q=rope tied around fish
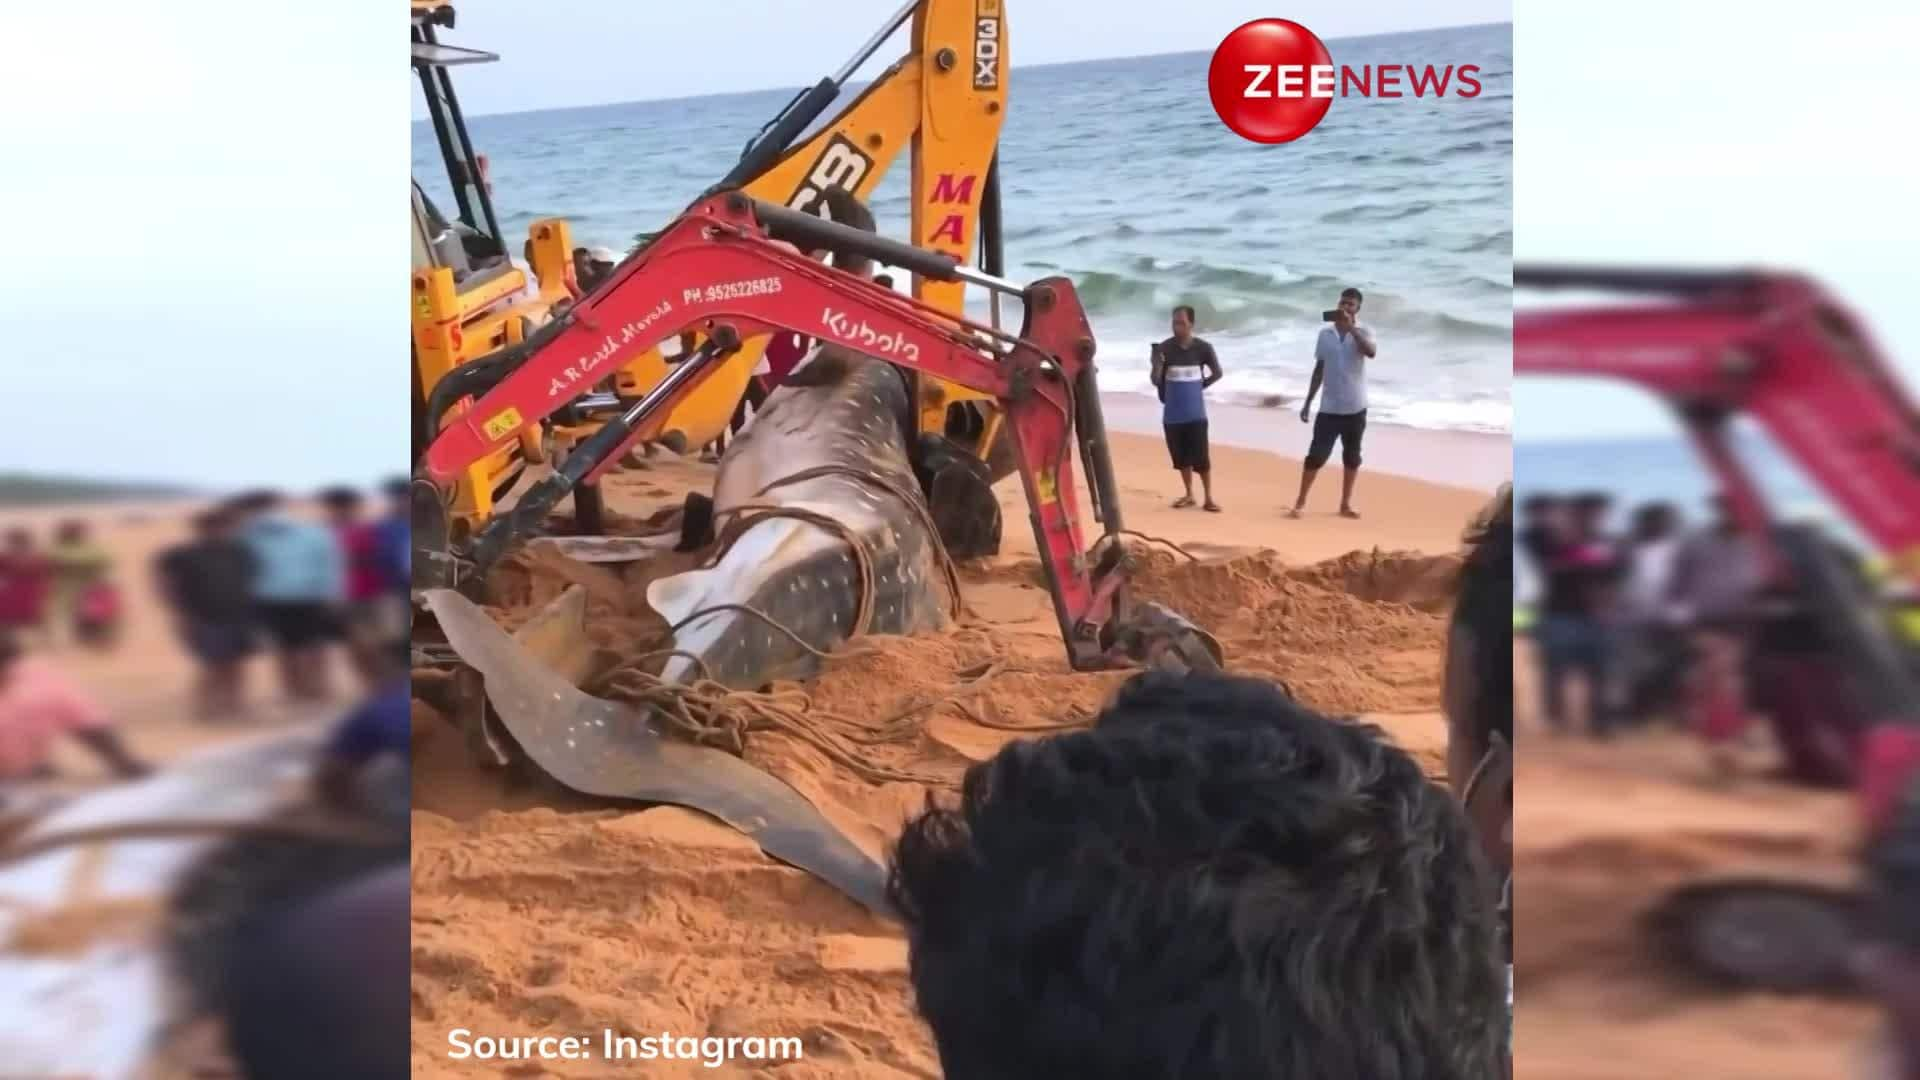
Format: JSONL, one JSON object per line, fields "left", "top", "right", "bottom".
{"left": 594, "top": 462, "right": 1148, "bottom": 783}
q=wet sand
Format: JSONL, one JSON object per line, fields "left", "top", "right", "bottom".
{"left": 410, "top": 427, "right": 1497, "bottom": 1076}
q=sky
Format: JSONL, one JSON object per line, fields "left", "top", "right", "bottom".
{"left": 431, "top": 1, "right": 1514, "bottom": 118}
{"left": 3, "top": 2, "right": 397, "bottom": 491}
{"left": 1515, "top": 0, "right": 1920, "bottom": 443}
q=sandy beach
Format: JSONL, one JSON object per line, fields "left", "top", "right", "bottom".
{"left": 1512, "top": 643, "right": 1880, "bottom": 1077}
{"left": 409, "top": 424, "right": 1501, "bottom": 1076}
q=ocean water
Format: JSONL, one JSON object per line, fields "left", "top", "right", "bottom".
{"left": 414, "top": 23, "right": 1511, "bottom": 434}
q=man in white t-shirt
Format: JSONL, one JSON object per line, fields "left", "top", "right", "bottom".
{"left": 1291, "top": 287, "right": 1377, "bottom": 519}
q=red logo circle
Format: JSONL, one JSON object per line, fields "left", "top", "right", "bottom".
{"left": 1207, "top": 19, "right": 1334, "bottom": 144}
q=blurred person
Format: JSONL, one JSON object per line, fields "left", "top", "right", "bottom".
{"left": 0, "top": 629, "right": 149, "bottom": 781}
{"left": 1151, "top": 303, "right": 1224, "bottom": 512}
{"left": 889, "top": 671, "right": 1507, "bottom": 1079}
{"left": 571, "top": 245, "right": 619, "bottom": 293}
{"left": 1616, "top": 501, "right": 1691, "bottom": 723}
{"left": 1668, "top": 494, "right": 1770, "bottom": 775}
{"left": 47, "top": 518, "right": 113, "bottom": 647}
{"left": 319, "top": 486, "right": 394, "bottom": 687}
{"left": 1517, "top": 493, "right": 1565, "bottom": 568}
{"left": 0, "top": 527, "right": 53, "bottom": 646}
{"left": 155, "top": 506, "right": 259, "bottom": 721}
{"left": 313, "top": 638, "right": 410, "bottom": 827}
{"left": 375, "top": 477, "right": 411, "bottom": 594}
{"left": 233, "top": 490, "right": 345, "bottom": 703}
{"left": 1292, "top": 287, "right": 1374, "bottom": 520}
{"left": 1530, "top": 492, "right": 1625, "bottom": 736}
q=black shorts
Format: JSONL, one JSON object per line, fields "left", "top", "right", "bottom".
{"left": 1305, "top": 409, "right": 1367, "bottom": 469}
{"left": 255, "top": 601, "right": 340, "bottom": 650}
{"left": 1164, "top": 419, "right": 1210, "bottom": 472}
{"left": 183, "top": 619, "right": 256, "bottom": 665}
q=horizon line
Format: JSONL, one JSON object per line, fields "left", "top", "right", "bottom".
{"left": 433, "top": 18, "right": 1509, "bottom": 122}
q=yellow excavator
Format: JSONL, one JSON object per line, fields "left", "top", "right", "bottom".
{"left": 411, "top": 0, "right": 1015, "bottom": 555}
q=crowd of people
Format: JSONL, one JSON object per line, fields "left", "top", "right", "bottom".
{"left": 0, "top": 520, "right": 119, "bottom": 649}
{"left": 1518, "top": 490, "right": 1770, "bottom": 753}
{"left": 155, "top": 481, "right": 411, "bottom": 720}
{"left": 1, "top": 480, "right": 411, "bottom": 790}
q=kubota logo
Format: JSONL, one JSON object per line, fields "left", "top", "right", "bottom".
{"left": 1207, "top": 18, "right": 1483, "bottom": 144}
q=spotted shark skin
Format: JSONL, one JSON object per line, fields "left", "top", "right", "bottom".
{"left": 647, "top": 348, "right": 951, "bottom": 689}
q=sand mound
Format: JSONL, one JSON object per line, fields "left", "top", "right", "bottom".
{"left": 411, "top": 543, "right": 1458, "bottom": 1074}
{"left": 1127, "top": 548, "right": 1451, "bottom": 715}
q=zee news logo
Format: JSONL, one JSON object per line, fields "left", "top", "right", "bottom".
{"left": 973, "top": 0, "right": 1002, "bottom": 90}
{"left": 1208, "top": 18, "right": 1485, "bottom": 144}
{"left": 1239, "top": 63, "right": 1482, "bottom": 101}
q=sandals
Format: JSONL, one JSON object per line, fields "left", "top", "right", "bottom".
{"left": 1203, "top": 502, "right": 1222, "bottom": 513}
{"left": 1172, "top": 496, "right": 1196, "bottom": 509}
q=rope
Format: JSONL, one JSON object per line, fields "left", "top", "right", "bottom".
{"left": 1108, "top": 530, "right": 1201, "bottom": 562}
{"left": 588, "top": 463, "right": 979, "bottom": 787}
{"left": 599, "top": 667, "right": 943, "bottom": 786}
{"left": 754, "top": 463, "right": 967, "bottom": 619}
{"left": 663, "top": 462, "right": 967, "bottom": 657}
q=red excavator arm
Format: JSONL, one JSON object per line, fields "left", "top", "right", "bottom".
{"left": 1515, "top": 267, "right": 1920, "bottom": 584}
{"left": 416, "top": 191, "right": 1220, "bottom": 675}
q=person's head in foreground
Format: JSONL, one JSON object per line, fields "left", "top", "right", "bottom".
{"left": 889, "top": 671, "right": 1507, "bottom": 1079}
{"left": 1860, "top": 766, "right": 1920, "bottom": 1075}
{"left": 4, "top": 527, "right": 33, "bottom": 555}
{"left": 319, "top": 486, "right": 364, "bottom": 525}
{"left": 1169, "top": 303, "right": 1195, "bottom": 342}
{"left": 1445, "top": 487, "right": 1514, "bottom": 878}
{"left": 382, "top": 477, "right": 411, "bottom": 516}
{"left": 55, "top": 519, "right": 89, "bottom": 546}
{"left": 1337, "top": 286, "right": 1364, "bottom": 321}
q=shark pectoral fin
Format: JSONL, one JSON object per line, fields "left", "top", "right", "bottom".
{"left": 422, "top": 588, "right": 895, "bottom": 918}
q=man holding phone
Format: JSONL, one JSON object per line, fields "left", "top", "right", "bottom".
{"left": 1292, "top": 287, "right": 1377, "bottom": 519}
{"left": 1151, "top": 304, "right": 1224, "bottom": 511}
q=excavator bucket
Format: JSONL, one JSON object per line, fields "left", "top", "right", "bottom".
{"left": 419, "top": 588, "right": 896, "bottom": 917}
{"left": 1108, "top": 600, "right": 1225, "bottom": 676}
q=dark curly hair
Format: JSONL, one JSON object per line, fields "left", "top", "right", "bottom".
{"left": 888, "top": 672, "right": 1506, "bottom": 1079}
{"left": 1451, "top": 484, "right": 1514, "bottom": 753}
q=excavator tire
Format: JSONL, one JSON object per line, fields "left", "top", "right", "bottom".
{"left": 1756, "top": 525, "right": 1920, "bottom": 787}
{"left": 916, "top": 432, "right": 1003, "bottom": 560}
{"left": 1644, "top": 878, "right": 1866, "bottom": 993}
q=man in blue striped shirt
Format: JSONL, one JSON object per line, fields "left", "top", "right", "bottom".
{"left": 1151, "top": 305, "right": 1224, "bottom": 512}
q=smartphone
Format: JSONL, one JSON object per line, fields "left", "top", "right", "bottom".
{"left": 1322, "top": 309, "right": 1339, "bottom": 322}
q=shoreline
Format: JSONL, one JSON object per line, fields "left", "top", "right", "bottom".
{"left": 1099, "top": 393, "right": 1511, "bottom": 494}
